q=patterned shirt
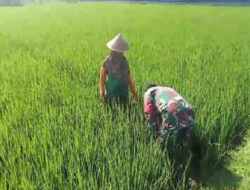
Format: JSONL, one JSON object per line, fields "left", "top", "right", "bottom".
{"left": 102, "top": 55, "right": 130, "bottom": 85}
{"left": 144, "top": 87, "right": 195, "bottom": 134}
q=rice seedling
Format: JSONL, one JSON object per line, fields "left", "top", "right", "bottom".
{"left": 0, "top": 2, "right": 249, "bottom": 189}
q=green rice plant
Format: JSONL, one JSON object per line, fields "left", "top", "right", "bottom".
{"left": 0, "top": 2, "right": 249, "bottom": 189}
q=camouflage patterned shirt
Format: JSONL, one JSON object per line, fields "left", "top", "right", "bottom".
{"left": 144, "top": 87, "right": 195, "bottom": 135}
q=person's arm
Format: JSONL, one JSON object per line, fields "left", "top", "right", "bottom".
{"left": 99, "top": 67, "right": 107, "bottom": 100}
{"left": 144, "top": 92, "right": 160, "bottom": 137}
{"left": 128, "top": 74, "right": 138, "bottom": 102}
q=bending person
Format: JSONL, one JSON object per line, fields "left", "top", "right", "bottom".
{"left": 144, "top": 83, "right": 195, "bottom": 146}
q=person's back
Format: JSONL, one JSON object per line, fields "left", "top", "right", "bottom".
{"left": 103, "top": 52, "right": 130, "bottom": 102}
{"left": 145, "top": 86, "right": 185, "bottom": 110}
{"left": 144, "top": 84, "right": 195, "bottom": 144}
{"left": 99, "top": 34, "right": 138, "bottom": 106}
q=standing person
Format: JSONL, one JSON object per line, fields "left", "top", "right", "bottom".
{"left": 99, "top": 34, "right": 138, "bottom": 106}
{"left": 144, "top": 83, "right": 195, "bottom": 146}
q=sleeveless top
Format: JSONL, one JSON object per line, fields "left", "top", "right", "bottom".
{"left": 102, "top": 55, "right": 130, "bottom": 99}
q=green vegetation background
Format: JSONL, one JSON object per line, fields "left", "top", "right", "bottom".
{"left": 0, "top": 2, "right": 249, "bottom": 189}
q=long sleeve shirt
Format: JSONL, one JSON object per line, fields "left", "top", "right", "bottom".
{"left": 144, "top": 87, "right": 195, "bottom": 134}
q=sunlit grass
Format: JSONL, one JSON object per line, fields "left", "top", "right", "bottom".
{"left": 0, "top": 2, "right": 249, "bottom": 189}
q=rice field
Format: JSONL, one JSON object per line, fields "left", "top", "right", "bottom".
{"left": 0, "top": 2, "right": 249, "bottom": 189}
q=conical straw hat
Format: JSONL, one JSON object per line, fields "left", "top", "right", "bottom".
{"left": 107, "top": 33, "right": 129, "bottom": 52}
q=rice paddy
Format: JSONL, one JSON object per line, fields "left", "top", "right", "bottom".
{"left": 0, "top": 2, "right": 249, "bottom": 189}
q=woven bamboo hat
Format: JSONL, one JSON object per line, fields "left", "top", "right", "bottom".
{"left": 107, "top": 33, "right": 129, "bottom": 52}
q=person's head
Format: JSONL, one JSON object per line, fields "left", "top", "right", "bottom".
{"left": 145, "top": 83, "right": 157, "bottom": 92}
{"left": 107, "top": 33, "right": 129, "bottom": 53}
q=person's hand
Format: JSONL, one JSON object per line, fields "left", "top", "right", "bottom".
{"left": 100, "top": 92, "right": 105, "bottom": 101}
{"left": 100, "top": 95, "right": 104, "bottom": 101}
{"left": 132, "top": 93, "right": 138, "bottom": 103}
{"left": 154, "top": 136, "right": 162, "bottom": 147}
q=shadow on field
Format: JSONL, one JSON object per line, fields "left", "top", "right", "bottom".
{"left": 186, "top": 125, "right": 247, "bottom": 189}
{"left": 104, "top": 102, "right": 246, "bottom": 189}
{"left": 147, "top": 120, "right": 247, "bottom": 189}
{"left": 204, "top": 166, "right": 242, "bottom": 189}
